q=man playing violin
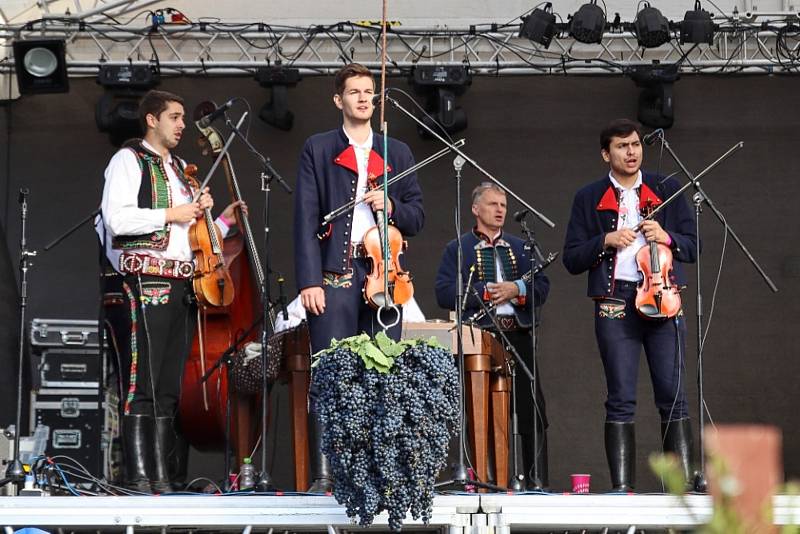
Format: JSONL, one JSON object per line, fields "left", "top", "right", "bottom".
{"left": 98, "top": 89, "right": 243, "bottom": 493}
{"left": 294, "top": 63, "right": 424, "bottom": 492}
{"left": 434, "top": 182, "right": 551, "bottom": 489}
{"left": 563, "top": 118, "right": 697, "bottom": 492}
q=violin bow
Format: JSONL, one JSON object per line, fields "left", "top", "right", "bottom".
{"left": 378, "top": 0, "right": 393, "bottom": 324}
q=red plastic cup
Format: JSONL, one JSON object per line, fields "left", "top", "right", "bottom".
{"left": 571, "top": 473, "right": 591, "bottom": 494}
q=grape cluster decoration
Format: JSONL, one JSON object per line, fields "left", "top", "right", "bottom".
{"left": 311, "top": 332, "right": 460, "bottom": 530}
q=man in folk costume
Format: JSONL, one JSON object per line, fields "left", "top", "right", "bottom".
{"left": 294, "top": 63, "right": 424, "bottom": 492}
{"left": 99, "top": 89, "right": 242, "bottom": 492}
{"left": 434, "top": 182, "right": 551, "bottom": 488}
{"left": 563, "top": 119, "right": 697, "bottom": 492}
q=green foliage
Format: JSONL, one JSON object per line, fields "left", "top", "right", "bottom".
{"left": 313, "top": 332, "right": 448, "bottom": 374}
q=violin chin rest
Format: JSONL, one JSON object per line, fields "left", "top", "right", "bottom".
{"left": 637, "top": 304, "right": 667, "bottom": 319}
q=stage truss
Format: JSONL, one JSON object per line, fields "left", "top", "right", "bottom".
{"left": 2, "top": 1, "right": 800, "bottom": 77}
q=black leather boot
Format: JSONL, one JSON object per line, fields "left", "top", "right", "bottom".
{"left": 661, "top": 418, "right": 694, "bottom": 488}
{"left": 307, "top": 414, "right": 334, "bottom": 493}
{"left": 605, "top": 421, "right": 635, "bottom": 493}
{"left": 122, "top": 414, "right": 155, "bottom": 493}
{"left": 151, "top": 416, "right": 175, "bottom": 494}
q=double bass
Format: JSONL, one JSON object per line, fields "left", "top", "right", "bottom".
{"left": 179, "top": 104, "right": 270, "bottom": 461}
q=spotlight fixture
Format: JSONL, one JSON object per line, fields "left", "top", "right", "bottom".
{"left": 629, "top": 63, "right": 679, "bottom": 129}
{"left": 680, "top": 1, "right": 715, "bottom": 44}
{"left": 409, "top": 65, "right": 472, "bottom": 138}
{"left": 256, "top": 66, "right": 300, "bottom": 131}
{"left": 570, "top": 1, "right": 606, "bottom": 44}
{"left": 95, "top": 64, "right": 160, "bottom": 147}
{"left": 12, "top": 39, "right": 69, "bottom": 94}
{"left": 519, "top": 3, "right": 557, "bottom": 48}
{"left": 634, "top": 3, "right": 671, "bottom": 48}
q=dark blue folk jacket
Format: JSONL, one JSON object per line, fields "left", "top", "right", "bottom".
{"left": 435, "top": 230, "right": 550, "bottom": 329}
{"left": 562, "top": 172, "right": 697, "bottom": 298}
{"left": 294, "top": 128, "right": 424, "bottom": 291}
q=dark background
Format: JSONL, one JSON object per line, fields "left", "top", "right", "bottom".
{"left": 0, "top": 74, "right": 797, "bottom": 492}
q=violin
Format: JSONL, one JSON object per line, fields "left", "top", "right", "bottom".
{"left": 185, "top": 164, "right": 235, "bottom": 308}
{"left": 362, "top": 176, "right": 414, "bottom": 309}
{"left": 635, "top": 205, "right": 681, "bottom": 319}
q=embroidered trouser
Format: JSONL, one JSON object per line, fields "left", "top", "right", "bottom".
{"left": 105, "top": 273, "right": 197, "bottom": 417}
{"left": 307, "top": 258, "right": 403, "bottom": 412}
{"left": 594, "top": 281, "right": 688, "bottom": 423}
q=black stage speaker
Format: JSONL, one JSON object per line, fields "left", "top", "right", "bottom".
{"left": 13, "top": 39, "right": 69, "bottom": 94}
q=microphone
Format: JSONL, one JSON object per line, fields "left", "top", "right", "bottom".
{"left": 459, "top": 265, "right": 476, "bottom": 318}
{"left": 196, "top": 98, "right": 235, "bottom": 128}
{"left": 371, "top": 88, "right": 391, "bottom": 106}
{"left": 513, "top": 209, "right": 529, "bottom": 222}
{"left": 277, "top": 274, "right": 289, "bottom": 321}
{"left": 642, "top": 128, "right": 664, "bottom": 146}
{"left": 18, "top": 188, "right": 29, "bottom": 204}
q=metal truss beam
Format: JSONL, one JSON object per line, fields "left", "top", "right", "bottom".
{"left": 1, "top": 14, "right": 800, "bottom": 76}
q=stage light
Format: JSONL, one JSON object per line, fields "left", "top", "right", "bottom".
{"left": 256, "top": 66, "right": 300, "bottom": 131}
{"left": 409, "top": 65, "right": 471, "bottom": 138}
{"left": 570, "top": 1, "right": 606, "bottom": 44}
{"left": 629, "top": 64, "right": 679, "bottom": 129}
{"left": 13, "top": 39, "right": 69, "bottom": 94}
{"left": 634, "top": 3, "right": 671, "bottom": 48}
{"left": 681, "top": 1, "right": 715, "bottom": 44}
{"left": 95, "top": 64, "right": 160, "bottom": 147}
{"left": 519, "top": 3, "right": 557, "bottom": 48}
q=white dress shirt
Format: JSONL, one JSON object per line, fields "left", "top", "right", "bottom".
{"left": 97, "top": 140, "right": 229, "bottom": 272}
{"left": 609, "top": 171, "right": 647, "bottom": 282}
{"left": 344, "top": 127, "right": 377, "bottom": 244}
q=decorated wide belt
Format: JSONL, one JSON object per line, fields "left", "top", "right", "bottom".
{"left": 496, "top": 315, "right": 521, "bottom": 331}
{"left": 119, "top": 252, "right": 194, "bottom": 280}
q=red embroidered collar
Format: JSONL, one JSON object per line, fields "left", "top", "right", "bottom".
{"left": 596, "top": 182, "right": 663, "bottom": 213}
{"left": 334, "top": 145, "right": 392, "bottom": 180}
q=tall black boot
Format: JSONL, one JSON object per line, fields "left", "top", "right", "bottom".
{"left": 122, "top": 414, "right": 155, "bottom": 493}
{"left": 661, "top": 418, "right": 694, "bottom": 488}
{"left": 605, "top": 421, "right": 635, "bottom": 493}
{"left": 307, "top": 414, "right": 334, "bottom": 493}
{"left": 151, "top": 416, "right": 175, "bottom": 494}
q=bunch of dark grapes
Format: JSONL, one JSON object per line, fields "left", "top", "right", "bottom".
{"left": 311, "top": 342, "right": 460, "bottom": 530}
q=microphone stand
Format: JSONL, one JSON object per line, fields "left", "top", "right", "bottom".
{"left": 466, "top": 286, "right": 538, "bottom": 488}
{"left": 517, "top": 213, "right": 547, "bottom": 491}
{"left": 381, "top": 90, "right": 554, "bottom": 491}
{"left": 219, "top": 111, "right": 292, "bottom": 491}
{"left": 648, "top": 131, "right": 778, "bottom": 493}
{"left": 41, "top": 207, "right": 107, "bottom": 481}
{"left": 1, "top": 189, "right": 37, "bottom": 490}
{"left": 383, "top": 93, "right": 555, "bottom": 229}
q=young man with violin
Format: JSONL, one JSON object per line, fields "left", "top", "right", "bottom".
{"left": 434, "top": 182, "right": 551, "bottom": 489}
{"left": 99, "top": 89, "right": 242, "bottom": 493}
{"left": 563, "top": 118, "right": 697, "bottom": 492}
{"left": 294, "top": 63, "right": 424, "bottom": 492}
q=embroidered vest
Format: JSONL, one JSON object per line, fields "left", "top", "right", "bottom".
{"left": 474, "top": 239, "right": 519, "bottom": 284}
{"left": 112, "top": 142, "right": 190, "bottom": 251}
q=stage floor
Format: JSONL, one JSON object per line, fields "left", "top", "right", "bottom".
{"left": 0, "top": 493, "right": 798, "bottom": 532}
